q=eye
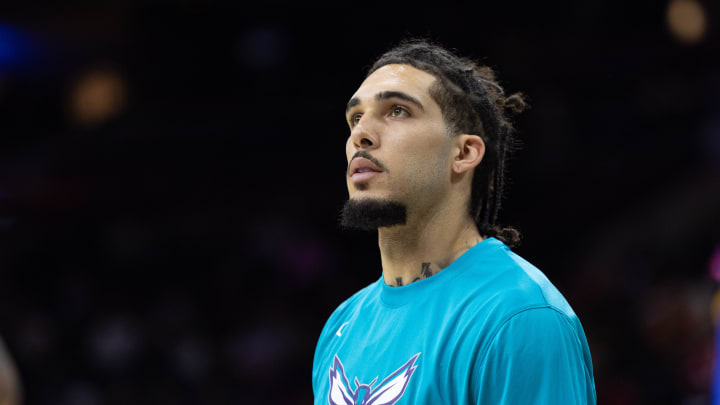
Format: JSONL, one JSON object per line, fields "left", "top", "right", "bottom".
{"left": 390, "top": 105, "right": 410, "bottom": 118}
{"left": 350, "top": 113, "right": 362, "bottom": 127}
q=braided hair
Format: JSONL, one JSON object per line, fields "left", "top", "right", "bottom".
{"left": 368, "top": 39, "right": 526, "bottom": 247}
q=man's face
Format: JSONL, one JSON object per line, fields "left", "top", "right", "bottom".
{"left": 344, "top": 64, "right": 453, "bottom": 218}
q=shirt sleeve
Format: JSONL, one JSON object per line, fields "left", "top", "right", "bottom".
{"left": 474, "top": 307, "right": 596, "bottom": 405}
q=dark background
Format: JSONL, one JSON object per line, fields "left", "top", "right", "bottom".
{"left": 1, "top": 2, "right": 719, "bottom": 404}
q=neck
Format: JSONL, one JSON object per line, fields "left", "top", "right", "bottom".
{"left": 377, "top": 201, "right": 483, "bottom": 287}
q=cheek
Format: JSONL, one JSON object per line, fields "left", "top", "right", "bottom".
{"left": 395, "top": 140, "right": 450, "bottom": 188}
{"left": 388, "top": 129, "right": 449, "bottom": 168}
{"left": 345, "top": 138, "right": 353, "bottom": 160}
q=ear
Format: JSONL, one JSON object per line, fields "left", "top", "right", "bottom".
{"left": 452, "top": 134, "right": 485, "bottom": 175}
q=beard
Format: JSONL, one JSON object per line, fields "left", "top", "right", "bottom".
{"left": 339, "top": 198, "right": 407, "bottom": 231}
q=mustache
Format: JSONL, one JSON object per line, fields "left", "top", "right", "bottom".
{"left": 346, "top": 151, "right": 387, "bottom": 176}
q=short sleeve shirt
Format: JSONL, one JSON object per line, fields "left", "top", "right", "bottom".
{"left": 312, "top": 238, "right": 596, "bottom": 404}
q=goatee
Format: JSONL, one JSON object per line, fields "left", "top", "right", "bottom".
{"left": 340, "top": 198, "right": 407, "bottom": 231}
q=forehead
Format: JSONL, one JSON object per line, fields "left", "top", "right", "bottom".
{"left": 351, "top": 64, "right": 438, "bottom": 103}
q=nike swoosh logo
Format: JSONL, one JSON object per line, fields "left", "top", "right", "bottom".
{"left": 336, "top": 321, "right": 350, "bottom": 337}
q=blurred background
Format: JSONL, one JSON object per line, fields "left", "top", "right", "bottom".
{"left": 0, "top": 1, "right": 719, "bottom": 404}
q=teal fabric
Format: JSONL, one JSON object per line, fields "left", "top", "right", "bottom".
{"left": 313, "top": 238, "right": 596, "bottom": 404}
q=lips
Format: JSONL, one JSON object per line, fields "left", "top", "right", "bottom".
{"left": 349, "top": 157, "right": 382, "bottom": 182}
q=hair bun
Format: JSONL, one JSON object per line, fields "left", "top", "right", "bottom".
{"left": 502, "top": 93, "right": 527, "bottom": 115}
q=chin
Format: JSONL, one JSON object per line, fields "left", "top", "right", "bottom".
{"left": 349, "top": 190, "right": 390, "bottom": 202}
{"left": 340, "top": 196, "right": 408, "bottom": 230}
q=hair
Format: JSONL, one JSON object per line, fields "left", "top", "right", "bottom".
{"left": 367, "top": 39, "right": 526, "bottom": 248}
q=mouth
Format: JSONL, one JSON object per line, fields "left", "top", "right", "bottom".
{"left": 348, "top": 157, "right": 383, "bottom": 183}
{"left": 350, "top": 169, "right": 381, "bottom": 182}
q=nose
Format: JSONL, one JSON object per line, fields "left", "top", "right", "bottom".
{"left": 349, "top": 117, "right": 380, "bottom": 150}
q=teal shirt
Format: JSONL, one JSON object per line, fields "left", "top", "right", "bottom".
{"left": 312, "top": 238, "right": 596, "bottom": 404}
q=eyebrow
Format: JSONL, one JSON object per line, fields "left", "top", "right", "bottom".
{"left": 345, "top": 91, "right": 425, "bottom": 114}
{"left": 346, "top": 97, "right": 361, "bottom": 113}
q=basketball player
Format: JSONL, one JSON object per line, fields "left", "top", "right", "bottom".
{"left": 312, "top": 40, "right": 596, "bottom": 404}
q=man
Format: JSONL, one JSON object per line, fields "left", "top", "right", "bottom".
{"left": 312, "top": 40, "right": 596, "bottom": 404}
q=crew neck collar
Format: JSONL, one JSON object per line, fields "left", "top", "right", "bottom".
{"left": 379, "top": 237, "right": 503, "bottom": 307}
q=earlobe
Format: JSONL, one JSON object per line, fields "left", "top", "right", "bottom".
{"left": 452, "top": 134, "right": 485, "bottom": 174}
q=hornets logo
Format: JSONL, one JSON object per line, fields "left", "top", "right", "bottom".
{"left": 328, "top": 353, "right": 420, "bottom": 405}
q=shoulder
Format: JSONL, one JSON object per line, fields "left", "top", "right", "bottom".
{"left": 484, "top": 306, "right": 586, "bottom": 359}
{"left": 448, "top": 239, "right": 591, "bottom": 367}
{"left": 455, "top": 238, "right": 578, "bottom": 321}
{"left": 452, "top": 240, "right": 596, "bottom": 402}
{"left": 321, "top": 278, "right": 380, "bottom": 332}
{"left": 312, "top": 278, "right": 380, "bottom": 385}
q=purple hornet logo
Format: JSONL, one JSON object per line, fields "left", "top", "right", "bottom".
{"left": 328, "top": 353, "right": 420, "bottom": 405}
